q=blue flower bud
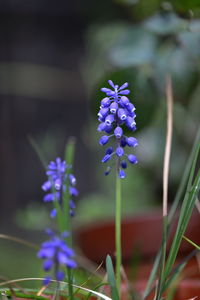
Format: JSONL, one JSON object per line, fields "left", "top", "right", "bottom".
{"left": 110, "top": 102, "right": 118, "bottom": 114}
{"left": 56, "top": 270, "right": 65, "bottom": 281}
{"left": 104, "top": 124, "right": 113, "bottom": 133}
{"left": 101, "top": 97, "right": 110, "bottom": 108}
{"left": 105, "top": 114, "right": 115, "bottom": 125}
{"left": 97, "top": 122, "right": 107, "bottom": 132}
{"left": 120, "top": 96, "right": 129, "bottom": 107}
{"left": 102, "top": 154, "right": 111, "bottom": 163}
{"left": 107, "top": 91, "right": 116, "bottom": 96}
{"left": 43, "top": 193, "right": 55, "bottom": 202}
{"left": 106, "top": 146, "right": 114, "bottom": 154}
{"left": 43, "top": 260, "right": 53, "bottom": 271}
{"left": 116, "top": 147, "right": 124, "bottom": 157}
{"left": 69, "top": 187, "right": 79, "bottom": 196}
{"left": 128, "top": 154, "right": 138, "bottom": 164}
{"left": 101, "top": 87, "right": 112, "bottom": 93}
{"left": 108, "top": 80, "right": 115, "bottom": 89}
{"left": 126, "top": 137, "right": 138, "bottom": 147}
{"left": 117, "top": 108, "right": 127, "bottom": 121}
{"left": 55, "top": 178, "right": 62, "bottom": 190}
{"left": 126, "top": 102, "right": 135, "bottom": 113}
{"left": 121, "top": 160, "right": 127, "bottom": 169}
{"left": 120, "top": 138, "right": 127, "bottom": 147}
{"left": 69, "top": 174, "right": 76, "bottom": 186}
{"left": 119, "top": 89, "right": 130, "bottom": 95}
{"left": 126, "top": 116, "right": 136, "bottom": 129}
{"left": 98, "top": 108, "right": 109, "bottom": 119}
{"left": 99, "top": 135, "right": 109, "bottom": 145}
{"left": 43, "top": 276, "right": 51, "bottom": 286}
{"left": 114, "top": 126, "right": 123, "bottom": 138}
{"left": 50, "top": 208, "right": 57, "bottom": 218}
{"left": 119, "top": 82, "right": 129, "bottom": 90}
{"left": 104, "top": 166, "right": 111, "bottom": 176}
{"left": 119, "top": 169, "right": 126, "bottom": 178}
{"left": 70, "top": 199, "right": 76, "bottom": 210}
{"left": 42, "top": 181, "right": 52, "bottom": 191}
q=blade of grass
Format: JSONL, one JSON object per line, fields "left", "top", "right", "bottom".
{"left": 0, "top": 234, "right": 38, "bottom": 249}
{"left": 164, "top": 248, "right": 199, "bottom": 292}
{"left": 183, "top": 236, "right": 200, "bottom": 250}
{"left": 154, "top": 76, "right": 173, "bottom": 300}
{"left": 0, "top": 278, "right": 112, "bottom": 300}
{"left": 168, "top": 126, "right": 200, "bottom": 221}
{"left": 164, "top": 168, "right": 200, "bottom": 287}
{"left": 85, "top": 282, "right": 109, "bottom": 300}
{"left": 106, "top": 255, "right": 119, "bottom": 300}
{"left": 154, "top": 216, "right": 168, "bottom": 300}
{"left": 143, "top": 129, "right": 200, "bottom": 299}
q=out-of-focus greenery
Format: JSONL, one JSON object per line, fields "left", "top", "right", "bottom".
{"left": 78, "top": 0, "right": 200, "bottom": 222}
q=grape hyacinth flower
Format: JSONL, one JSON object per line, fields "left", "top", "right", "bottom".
{"left": 98, "top": 80, "right": 138, "bottom": 178}
{"left": 41, "top": 157, "right": 78, "bottom": 217}
{"left": 37, "top": 230, "right": 77, "bottom": 284}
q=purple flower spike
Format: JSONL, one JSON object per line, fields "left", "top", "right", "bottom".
{"left": 42, "top": 157, "right": 78, "bottom": 217}
{"left": 38, "top": 231, "right": 77, "bottom": 282}
{"left": 98, "top": 80, "right": 138, "bottom": 178}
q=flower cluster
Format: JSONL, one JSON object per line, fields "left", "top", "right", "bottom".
{"left": 37, "top": 229, "right": 77, "bottom": 283}
{"left": 42, "top": 158, "right": 78, "bottom": 217}
{"left": 97, "top": 80, "right": 138, "bottom": 178}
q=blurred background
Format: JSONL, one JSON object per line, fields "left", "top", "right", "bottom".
{"left": 0, "top": 0, "right": 200, "bottom": 281}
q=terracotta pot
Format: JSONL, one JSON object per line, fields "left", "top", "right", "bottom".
{"left": 76, "top": 210, "right": 200, "bottom": 278}
{"left": 77, "top": 210, "right": 200, "bottom": 263}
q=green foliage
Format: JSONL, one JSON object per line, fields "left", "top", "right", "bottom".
{"left": 106, "top": 255, "right": 120, "bottom": 300}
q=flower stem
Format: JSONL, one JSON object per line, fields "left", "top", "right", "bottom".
{"left": 67, "top": 268, "right": 74, "bottom": 300}
{"left": 115, "top": 171, "right": 122, "bottom": 293}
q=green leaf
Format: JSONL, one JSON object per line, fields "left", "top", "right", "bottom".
{"left": 110, "top": 27, "right": 157, "bottom": 67}
{"left": 106, "top": 255, "right": 119, "bottom": 300}
{"left": 144, "top": 12, "right": 188, "bottom": 35}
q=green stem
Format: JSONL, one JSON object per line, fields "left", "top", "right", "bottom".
{"left": 67, "top": 268, "right": 74, "bottom": 300}
{"left": 115, "top": 172, "right": 122, "bottom": 293}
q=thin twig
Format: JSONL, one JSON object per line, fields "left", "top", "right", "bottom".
{"left": 0, "top": 234, "right": 38, "bottom": 249}
{"left": 163, "top": 76, "right": 173, "bottom": 217}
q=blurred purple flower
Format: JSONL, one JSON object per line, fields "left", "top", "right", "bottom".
{"left": 37, "top": 230, "right": 77, "bottom": 283}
